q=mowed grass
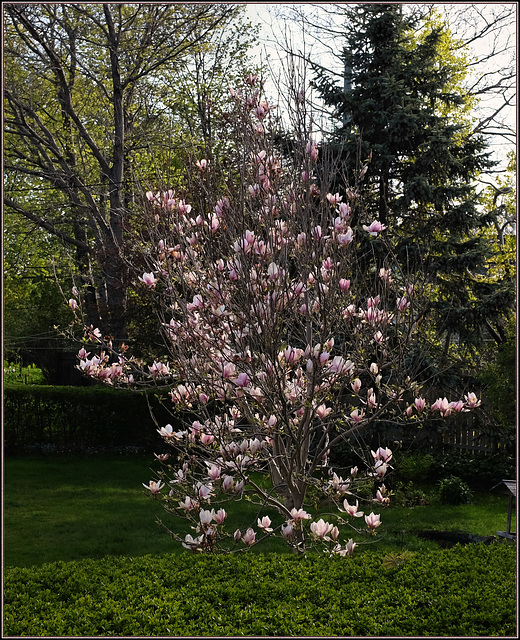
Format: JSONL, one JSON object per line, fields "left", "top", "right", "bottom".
{"left": 3, "top": 455, "right": 515, "bottom": 567}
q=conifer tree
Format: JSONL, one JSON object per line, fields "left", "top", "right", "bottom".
{"left": 313, "top": 4, "right": 514, "bottom": 355}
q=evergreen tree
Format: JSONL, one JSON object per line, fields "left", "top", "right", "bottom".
{"left": 313, "top": 4, "right": 514, "bottom": 354}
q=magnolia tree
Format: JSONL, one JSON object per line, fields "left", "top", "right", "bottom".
{"left": 67, "top": 75, "right": 480, "bottom": 555}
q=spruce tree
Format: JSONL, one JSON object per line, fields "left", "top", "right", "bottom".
{"left": 313, "top": 4, "right": 514, "bottom": 356}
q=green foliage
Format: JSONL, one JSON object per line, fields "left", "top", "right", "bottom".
{"left": 3, "top": 544, "right": 516, "bottom": 636}
{"left": 313, "top": 3, "right": 514, "bottom": 364}
{"left": 438, "top": 476, "right": 473, "bottom": 505}
{"left": 395, "top": 452, "right": 435, "bottom": 484}
{"left": 476, "top": 315, "right": 516, "bottom": 429}
{"left": 429, "top": 450, "right": 516, "bottom": 489}
{"left": 3, "top": 384, "right": 175, "bottom": 454}
{"left": 3, "top": 360, "right": 46, "bottom": 385}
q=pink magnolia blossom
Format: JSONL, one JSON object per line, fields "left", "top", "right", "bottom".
{"left": 345, "top": 538, "right": 357, "bottom": 556}
{"left": 257, "top": 516, "right": 273, "bottom": 532}
{"left": 341, "top": 498, "right": 364, "bottom": 518}
{"left": 414, "top": 397, "right": 426, "bottom": 413}
{"left": 464, "top": 392, "right": 481, "bottom": 408}
{"left": 374, "top": 489, "right": 390, "bottom": 504}
{"left": 139, "top": 272, "right": 157, "bottom": 288}
{"left": 142, "top": 480, "right": 164, "bottom": 494}
{"left": 350, "top": 409, "right": 364, "bottom": 423}
{"left": 310, "top": 518, "right": 334, "bottom": 539}
{"left": 326, "top": 192, "right": 342, "bottom": 205}
{"left": 242, "top": 528, "right": 256, "bottom": 546}
{"left": 371, "top": 447, "right": 393, "bottom": 463}
{"left": 431, "top": 397, "right": 452, "bottom": 417}
{"left": 351, "top": 378, "right": 362, "bottom": 393}
{"left": 233, "top": 372, "right": 250, "bottom": 388}
{"left": 363, "top": 220, "right": 387, "bottom": 236}
{"left": 214, "top": 508, "right": 227, "bottom": 524}
{"left": 337, "top": 229, "right": 353, "bottom": 245}
{"left": 316, "top": 404, "right": 332, "bottom": 420}
{"left": 199, "top": 509, "right": 215, "bottom": 525}
{"left": 182, "top": 533, "right": 204, "bottom": 550}
{"left": 205, "top": 462, "right": 221, "bottom": 481}
{"left": 179, "top": 496, "right": 198, "bottom": 511}
{"left": 365, "top": 512, "right": 382, "bottom": 530}
{"left": 290, "top": 508, "right": 312, "bottom": 523}
{"left": 68, "top": 298, "right": 78, "bottom": 311}
{"left": 339, "top": 278, "right": 351, "bottom": 292}
{"left": 281, "top": 522, "right": 293, "bottom": 540}
{"left": 154, "top": 453, "right": 170, "bottom": 462}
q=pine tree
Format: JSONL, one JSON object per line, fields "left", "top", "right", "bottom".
{"left": 313, "top": 4, "right": 514, "bottom": 354}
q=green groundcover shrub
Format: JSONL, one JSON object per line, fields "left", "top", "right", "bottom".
{"left": 4, "top": 544, "right": 516, "bottom": 637}
{"left": 3, "top": 384, "right": 176, "bottom": 454}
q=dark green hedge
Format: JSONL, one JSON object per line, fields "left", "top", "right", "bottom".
{"left": 4, "top": 544, "right": 516, "bottom": 636}
{"left": 3, "top": 384, "right": 177, "bottom": 454}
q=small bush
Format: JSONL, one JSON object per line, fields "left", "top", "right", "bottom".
{"left": 393, "top": 481, "right": 432, "bottom": 507}
{"left": 3, "top": 384, "right": 175, "bottom": 454}
{"left": 438, "top": 476, "right": 473, "bottom": 505}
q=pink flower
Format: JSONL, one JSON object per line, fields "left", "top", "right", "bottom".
{"left": 221, "top": 475, "right": 235, "bottom": 492}
{"left": 374, "top": 489, "right": 390, "bottom": 504}
{"left": 371, "top": 447, "right": 392, "bottom": 463}
{"left": 326, "top": 192, "right": 342, "bottom": 205}
{"left": 290, "top": 508, "right": 312, "bottom": 522}
{"left": 306, "top": 141, "right": 319, "bottom": 161}
{"left": 414, "top": 397, "right": 426, "bottom": 413}
{"left": 337, "top": 229, "right": 353, "bottom": 245}
{"left": 205, "top": 462, "right": 221, "bottom": 481}
{"left": 341, "top": 498, "right": 363, "bottom": 518}
{"left": 139, "top": 272, "right": 157, "bottom": 288}
{"left": 310, "top": 518, "right": 334, "bottom": 539}
{"left": 349, "top": 409, "right": 364, "bottom": 423}
{"left": 281, "top": 522, "right": 293, "bottom": 540}
{"left": 182, "top": 533, "right": 203, "bottom": 550}
{"left": 154, "top": 453, "right": 170, "bottom": 462}
{"left": 316, "top": 404, "right": 332, "bottom": 419}
{"left": 339, "top": 278, "right": 351, "bottom": 292}
{"left": 257, "top": 516, "right": 273, "bottom": 532}
{"left": 68, "top": 298, "right": 78, "bottom": 311}
{"left": 345, "top": 538, "right": 356, "bottom": 556}
{"left": 464, "top": 392, "right": 481, "bottom": 408}
{"left": 233, "top": 372, "right": 250, "bottom": 388}
{"left": 363, "top": 220, "right": 387, "bottom": 236}
{"left": 432, "top": 397, "right": 452, "bottom": 417}
{"left": 214, "top": 508, "right": 227, "bottom": 524}
{"left": 142, "top": 480, "right": 164, "bottom": 494}
{"left": 200, "top": 433, "right": 215, "bottom": 445}
{"left": 199, "top": 509, "right": 215, "bottom": 525}
{"left": 179, "top": 496, "right": 198, "bottom": 511}
{"left": 242, "top": 528, "right": 256, "bottom": 546}
{"left": 365, "top": 512, "right": 381, "bottom": 530}
{"left": 351, "top": 378, "right": 362, "bottom": 393}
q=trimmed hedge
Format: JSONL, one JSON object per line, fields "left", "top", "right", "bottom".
{"left": 3, "top": 384, "right": 176, "bottom": 454}
{"left": 4, "top": 544, "right": 516, "bottom": 636}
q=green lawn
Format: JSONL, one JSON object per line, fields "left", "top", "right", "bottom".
{"left": 3, "top": 455, "right": 515, "bottom": 567}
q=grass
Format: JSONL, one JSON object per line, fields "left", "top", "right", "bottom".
{"left": 3, "top": 454, "right": 516, "bottom": 567}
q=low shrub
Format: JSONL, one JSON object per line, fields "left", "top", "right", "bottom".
{"left": 3, "top": 384, "right": 175, "bottom": 454}
{"left": 438, "top": 476, "right": 473, "bottom": 505}
{"left": 4, "top": 544, "right": 515, "bottom": 636}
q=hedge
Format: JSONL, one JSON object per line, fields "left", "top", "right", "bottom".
{"left": 3, "top": 384, "right": 177, "bottom": 454}
{"left": 4, "top": 543, "right": 515, "bottom": 636}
